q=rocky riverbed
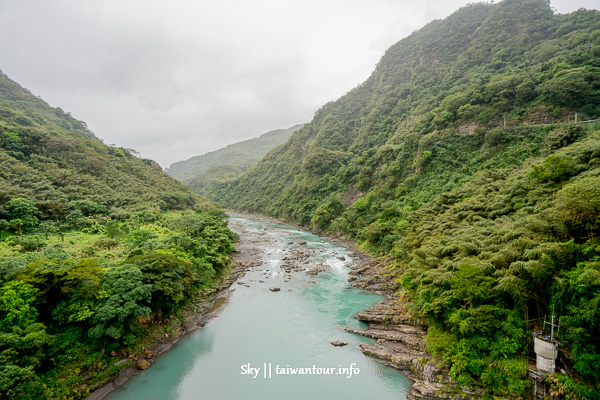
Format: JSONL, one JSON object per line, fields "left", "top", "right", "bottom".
{"left": 101, "top": 213, "right": 414, "bottom": 400}
{"left": 89, "top": 214, "right": 421, "bottom": 400}
{"left": 229, "top": 213, "right": 482, "bottom": 400}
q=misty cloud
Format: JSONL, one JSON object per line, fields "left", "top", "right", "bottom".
{"left": 0, "top": 0, "right": 596, "bottom": 167}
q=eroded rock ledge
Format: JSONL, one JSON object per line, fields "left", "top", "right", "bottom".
{"left": 347, "top": 260, "right": 486, "bottom": 400}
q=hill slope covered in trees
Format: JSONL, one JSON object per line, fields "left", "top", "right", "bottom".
{"left": 205, "top": 0, "right": 600, "bottom": 396}
{"left": 166, "top": 124, "right": 303, "bottom": 193}
{"left": 0, "top": 71, "right": 204, "bottom": 216}
{"left": 0, "top": 72, "right": 236, "bottom": 398}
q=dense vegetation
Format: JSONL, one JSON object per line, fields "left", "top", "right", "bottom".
{"left": 166, "top": 124, "right": 303, "bottom": 193}
{"left": 0, "top": 72, "right": 237, "bottom": 398}
{"left": 204, "top": 0, "right": 600, "bottom": 396}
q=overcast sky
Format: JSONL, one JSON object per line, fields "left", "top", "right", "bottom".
{"left": 0, "top": 0, "right": 597, "bottom": 168}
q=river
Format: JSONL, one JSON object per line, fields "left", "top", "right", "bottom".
{"left": 106, "top": 214, "right": 410, "bottom": 400}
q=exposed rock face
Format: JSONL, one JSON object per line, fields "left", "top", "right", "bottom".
{"left": 348, "top": 260, "right": 487, "bottom": 400}
{"left": 349, "top": 259, "right": 401, "bottom": 294}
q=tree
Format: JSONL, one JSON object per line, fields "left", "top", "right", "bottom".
{"left": 555, "top": 176, "right": 600, "bottom": 239}
{"left": 0, "top": 281, "right": 39, "bottom": 331}
{"left": 104, "top": 220, "right": 121, "bottom": 238}
{"left": 538, "top": 68, "right": 600, "bottom": 109}
{"left": 0, "top": 323, "right": 51, "bottom": 399}
{"left": 127, "top": 253, "right": 193, "bottom": 315}
{"left": 50, "top": 258, "right": 104, "bottom": 325}
{"left": 5, "top": 198, "right": 38, "bottom": 234}
{"left": 88, "top": 264, "right": 151, "bottom": 342}
{"left": 530, "top": 155, "right": 575, "bottom": 183}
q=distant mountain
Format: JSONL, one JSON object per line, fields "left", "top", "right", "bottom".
{"left": 166, "top": 124, "right": 303, "bottom": 191}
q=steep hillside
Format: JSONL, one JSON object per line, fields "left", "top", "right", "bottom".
{"left": 0, "top": 71, "right": 207, "bottom": 218}
{"left": 212, "top": 0, "right": 600, "bottom": 224}
{"left": 0, "top": 72, "right": 236, "bottom": 399}
{"left": 166, "top": 124, "right": 303, "bottom": 192}
{"left": 206, "top": 0, "right": 600, "bottom": 396}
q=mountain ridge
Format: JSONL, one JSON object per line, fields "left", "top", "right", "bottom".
{"left": 166, "top": 124, "right": 303, "bottom": 189}
{"left": 0, "top": 70, "right": 209, "bottom": 218}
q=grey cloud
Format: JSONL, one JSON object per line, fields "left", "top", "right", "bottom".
{"left": 0, "top": 0, "right": 596, "bottom": 167}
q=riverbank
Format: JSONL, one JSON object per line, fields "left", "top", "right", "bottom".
{"left": 86, "top": 218, "right": 262, "bottom": 400}
{"left": 346, "top": 260, "right": 491, "bottom": 400}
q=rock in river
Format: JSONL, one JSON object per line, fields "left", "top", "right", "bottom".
{"left": 330, "top": 341, "right": 348, "bottom": 347}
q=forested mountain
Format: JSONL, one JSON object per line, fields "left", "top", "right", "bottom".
{"left": 206, "top": 0, "right": 600, "bottom": 396}
{"left": 0, "top": 71, "right": 204, "bottom": 216}
{"left": 0, "top": 72, "right": 236, "bottom": 398}
{"left": 166, "top": 124, "right": 303, "bottom": 193}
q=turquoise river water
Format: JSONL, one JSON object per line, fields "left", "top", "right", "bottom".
{"left": 107, "top": 215, "right": 410, "bottom": 400}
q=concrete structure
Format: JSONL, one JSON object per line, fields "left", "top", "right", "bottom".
{"left": 534, "top": 336, "right": 558, "bottom": 373}
{"left": 529, "top": 367, "right": 549, "bottom": 399}
{"left": 531, "top": 311, "right": 561, "bottom": 398}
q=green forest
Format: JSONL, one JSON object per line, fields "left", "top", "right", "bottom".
{"left": 0, "top": 72, "right": 237, "bottom": 398}
{"left": 203, "top": 0, "right": 600, "bottom": 397}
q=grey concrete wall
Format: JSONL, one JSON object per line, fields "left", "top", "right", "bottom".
{"left": 534, "top": 337, "right": 558, "bottom": 359}
{"left": 536, "top": 354, "right": 556, "bottom": 373}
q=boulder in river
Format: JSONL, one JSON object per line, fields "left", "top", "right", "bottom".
{"left": 306, "top": 264, "right": 328, "bottom": 275}
{"left": 330, "top": 341, "right": 348, "bottom": 347}
{"left": 269, "top": 287, "right": 281, "bottom": 292}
